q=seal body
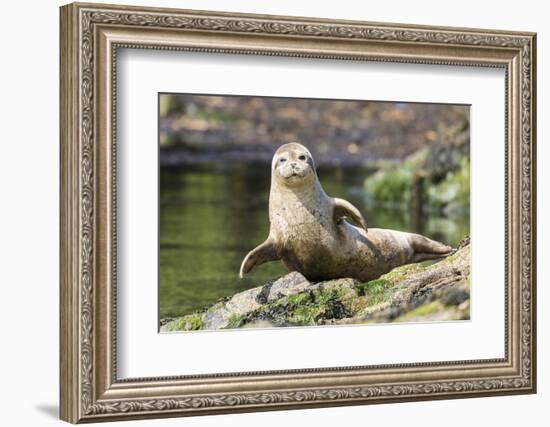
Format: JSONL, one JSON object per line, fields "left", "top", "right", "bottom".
{"left": 239, "top": 143, "right": 452, "bottom": 282}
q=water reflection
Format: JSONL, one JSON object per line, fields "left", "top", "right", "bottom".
{"left": 159, "top": 162, "right": 469, "bottom": 318}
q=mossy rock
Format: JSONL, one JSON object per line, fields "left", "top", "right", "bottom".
{"left": 161, "top": 312, "right": 203, "bottom": 332}
{"left": 160, "top": 242, "right": 471, "bottom": 331}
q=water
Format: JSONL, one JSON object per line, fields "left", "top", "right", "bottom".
{"left": 159, "top": 162, "right": 469, "bottom": 319}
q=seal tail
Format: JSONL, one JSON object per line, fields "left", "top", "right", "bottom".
{"left": 409, "top": 234, "right": 453, "bottom": 262}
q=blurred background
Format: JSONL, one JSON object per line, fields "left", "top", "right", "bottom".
{"left": 159, "top": 94, "right": 470, "bottom": 320}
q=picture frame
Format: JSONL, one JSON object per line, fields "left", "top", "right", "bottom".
{"left": 59, "top": 2, "right": 536, "bottom": 423}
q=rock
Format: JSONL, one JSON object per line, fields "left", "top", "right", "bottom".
{"left": 440, "top": 284, "right": 470, "bottom": 306}
{"left": 165, "top": 272, "right": 314, "bottom": 331}
{"left": 161, "top": 242, "right": 471, "bottom": 331}
{"left": 242, "top": 320, "right": 276, "bottom": 329}
{"left": 202, "top": 306, "right": 232, "bottom": 330}
{"left": 263, "top": 272, "right": 310, "bottom": 303}
{"left": 225, "top": 288, "right": 263, "bottom": 316}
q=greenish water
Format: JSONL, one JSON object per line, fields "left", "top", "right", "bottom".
{"left": 159, "top": 163, "right": 469, "bottom": 319}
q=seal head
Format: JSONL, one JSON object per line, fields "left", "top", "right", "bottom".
{"left": 271, "top": 143, "right": 316, "bottom": 188}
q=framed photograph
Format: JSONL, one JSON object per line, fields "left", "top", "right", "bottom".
{"left": 60, "top": 2, "right": 537, "bottom": 423}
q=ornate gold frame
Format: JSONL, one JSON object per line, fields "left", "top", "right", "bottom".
{"left": 59, "top": 2, "right": 537, "bottom": 423}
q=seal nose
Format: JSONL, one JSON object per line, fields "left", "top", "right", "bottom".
{"left": 290, "top": 162, "right": 297, "bottom": 168}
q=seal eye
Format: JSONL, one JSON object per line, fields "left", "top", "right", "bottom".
{"left": 298, "top": 155, "right": 307, "bottom": 161}
{"left": 279, "top": 158, "right": 287, "bottom": 163}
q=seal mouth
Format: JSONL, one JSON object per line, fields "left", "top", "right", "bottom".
{"left": 286, "top": 172, "right": 304, "bottom": 180}
{"left": 278, "top": 167, "right": 310, "bottom": 182}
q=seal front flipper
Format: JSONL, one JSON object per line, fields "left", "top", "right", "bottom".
{"left": 332, "top": 197, "right": 368, "bottom": 232}
{"left": 239, "top": 237, "right": 280, "bottom": 278}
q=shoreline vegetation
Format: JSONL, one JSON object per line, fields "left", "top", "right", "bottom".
{"left": 161, "top": 238, "right": 470, "bottom": 332}
{"left": 363, "top": 121, "right": 470, "bottom": 218}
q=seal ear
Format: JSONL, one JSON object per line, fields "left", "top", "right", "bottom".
{"left": 332, "top": 198, "right": 368, "bottom": 232}
{"left": 239, "top": 237, "right": 280, "bottom": 278}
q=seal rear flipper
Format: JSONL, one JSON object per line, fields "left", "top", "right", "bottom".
{"left": 239, "top": 238, "right": 280, "bottom": 278}
{"left": 409, "top": 233, "right": 453, "bottom": 262}
{"left": 332, "top": 197, "right": 368, "bottom": 232}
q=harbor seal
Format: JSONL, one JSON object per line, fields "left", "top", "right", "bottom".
{"left": 239, "top": 142, "right": 452, "bottom": 282}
